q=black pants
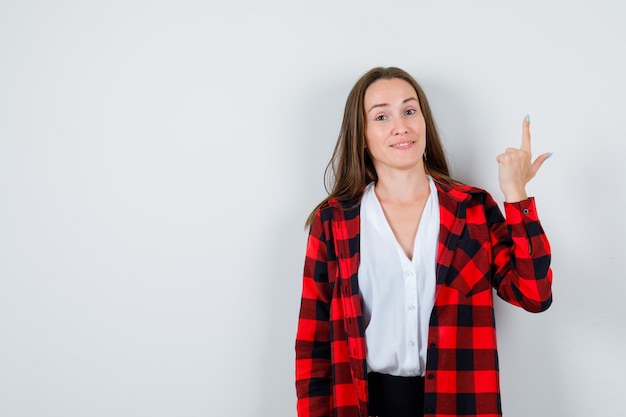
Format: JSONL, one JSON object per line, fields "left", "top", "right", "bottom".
{"left": 368, "top": 372, "right": 425, "bottom": 417}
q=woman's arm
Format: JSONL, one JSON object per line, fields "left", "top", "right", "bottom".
{"left": 490, "top": 116, "right": 553, "bottom": 312}
{"left": 487, "top": 194, "right": 553, "bottom": 312}
{"left": 295, "top": 210, "right": 333, "bottom": 416}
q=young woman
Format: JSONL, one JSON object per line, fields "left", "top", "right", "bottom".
{"left": 295, "top": 67, "right": 553, "bottom": 417}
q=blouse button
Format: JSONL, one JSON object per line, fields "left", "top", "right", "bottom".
{"left": 523, "top": 208, "right": 530, "bottom": 215}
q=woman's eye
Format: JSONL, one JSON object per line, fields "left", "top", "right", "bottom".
{"left": 375, "top": 114, "right": 387, "bottom": 121}
{"left": 406, "top": 108, "right": 416, "bottom": 115}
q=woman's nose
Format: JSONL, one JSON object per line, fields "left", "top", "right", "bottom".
{"left": 394, "top": 125, "right": 408, "bottom": 135}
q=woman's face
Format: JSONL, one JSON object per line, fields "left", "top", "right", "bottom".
{"left": 363, "top": 78, "right": 427, "bottom": 176}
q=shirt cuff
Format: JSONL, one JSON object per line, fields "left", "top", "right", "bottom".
{"left": 503, "top": 197, "right": 538, "bottom": 224}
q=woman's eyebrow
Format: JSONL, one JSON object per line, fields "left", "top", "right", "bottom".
{"left": 366, "top": 97, "right": 418, "bottom": 113}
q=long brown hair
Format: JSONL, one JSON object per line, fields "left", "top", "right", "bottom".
{"left": 306, "top": 67, "right": 456, "bottom": 227}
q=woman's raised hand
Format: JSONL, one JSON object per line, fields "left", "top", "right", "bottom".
{"left": 496, "top": 116, "right": 552, "bottom": 203}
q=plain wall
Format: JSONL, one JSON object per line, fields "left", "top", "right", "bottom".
{"left": 1, "top": 0, "right": 625, "bottom": 416}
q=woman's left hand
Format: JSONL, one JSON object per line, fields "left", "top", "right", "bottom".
{"left": 496, "top": 116, "right": 551, "bottom": 203}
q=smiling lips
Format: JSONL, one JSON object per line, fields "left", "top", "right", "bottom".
{"left": 390, "top": 140, "right": 415, "bottom": 149}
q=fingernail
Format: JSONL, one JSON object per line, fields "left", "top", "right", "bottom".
{"left": 546, "top": 152, "right": 553, "bottom": 159}
{"left": 525, "top": 114, "right": 530, "bottom": 122}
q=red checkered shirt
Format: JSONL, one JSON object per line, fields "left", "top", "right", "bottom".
{"left": 295, "top": 179, "right": 553, "bottom": 417}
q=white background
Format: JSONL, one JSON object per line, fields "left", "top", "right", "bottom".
{"left": 1, "top": 1, "right": 625, "bottom": 416}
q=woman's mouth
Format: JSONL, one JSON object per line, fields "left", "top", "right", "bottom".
{"left": 390, "top": 141, "right": 415, "bottom": 149}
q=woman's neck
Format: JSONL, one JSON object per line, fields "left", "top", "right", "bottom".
{"left": 374, "top": 168, "right": 431, "bottom": 205}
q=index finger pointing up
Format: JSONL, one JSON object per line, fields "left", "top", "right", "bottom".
{"left": 521, "top": 114, "right": 531, "bottom": 152}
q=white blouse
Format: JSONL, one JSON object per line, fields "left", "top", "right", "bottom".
{"left": 359, "top": 177, "right": 439, "bottom": 377}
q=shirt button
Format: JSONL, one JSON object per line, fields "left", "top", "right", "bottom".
{"left": 406, "top": 270, "right": 414, "bottom": 276}
{"left": 429, "top": 343, "right": 436, "bottom": 349}
{"left": 523, "top": 208, "right": 530, "bottom": 214}
{"left": 408, "top": 305, "right": 416, "bottom": 311}
{"left": 427, "top": 374, "right": 434, "bottom": 380}
{"left": 409, "top": 341, "right": 415, "bottom": 346}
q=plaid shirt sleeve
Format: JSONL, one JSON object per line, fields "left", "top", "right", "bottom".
{"left": 295, "top": 209, "right": 334, "bottom": 417}
{"left": 488, "top": 195, "right": 553, "bottom": 312}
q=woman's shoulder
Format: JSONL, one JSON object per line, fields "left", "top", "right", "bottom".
{"left": 433, "top": 176, "right": 498, "bottom": 210}
{"left": 434, "top": 176, "right": 490, "bottom": 196}
{"left": 306, "top": 189, "right": 365, "bottom": 229}
{"left": 311, "top": 194, "right": 363, "bottom": 225}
